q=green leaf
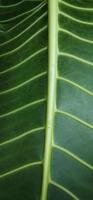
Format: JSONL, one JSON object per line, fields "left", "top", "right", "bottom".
{"left": 0, "top": 0, "right": 93, "bottom": 200}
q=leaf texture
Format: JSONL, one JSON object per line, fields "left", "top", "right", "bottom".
{"left": 42, "top": 0, "right": 93, "bottom": 200}
{"left": 0, "top": 0, "right": 48, "bottom": 199}
{"left": 0, "top": 0, "right": 93, "bottom": 200}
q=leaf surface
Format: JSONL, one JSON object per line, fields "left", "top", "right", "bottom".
{"left": 0, "top": 1, "right": 48, "bottom": 199}
{"left": 42, "top": 0, "right": 93, "bottom": 200}
{"left": 0, "top": 0, "right": 93, "bottom": 200}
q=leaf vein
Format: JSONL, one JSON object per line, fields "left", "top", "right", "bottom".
{"left": 60, "top": 0, "right": 93, "bottom": 11}
{"left": 0, "top": 3, "right": 44, "bottom": 23}
{"left": 0, "top": 127, "right": 45, "bottom": 146}
{"left": 7, "top": 2, "right": 45, "bottom": 33}
{"left": 53, "top": 144, "right": 93, "bottom": 170}
{"left": 59, "top": 28, "right": 93, "bottom": 43}
{"left": 0, "top": 0, "right": 26, "bottom": 8}
{"left": 0, "top": 47, "right": 47, "bottom": 74}
{"left": 58, "top": 52, "right": 93, "bottom": 66}
{"left": 0, "top": 8, "right": 47, "bottom": 47}
{"left": 57, "top": 76, "right": 93, "bottom": 96}
{"left": 56, "top": 109, "right": 93, "bottom": 129}
{"left": 0, "top": 161, "right": 42, "bottom": 178}
{"left": 0, "top": 71, "right": 47, "bottom": 94}
{"left": 59, "top": 11, "right": 93, "bottom": 25}
{"left": 0, "top": 98, "right": 46, "bottom": 118}
{"left": 0, "top": 25, "right": 47, "bottom": 57}
{"left": 0, "top": 71, "right": 47, "bottom": 95}
{"left": 50, "top": 180, "right": 79, "bottom": 200}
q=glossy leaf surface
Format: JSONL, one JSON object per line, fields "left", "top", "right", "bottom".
{"left": 0, "top": 1, "right": 48, "bottom": 199}
{"left": 42, "top": 0, "right": 93, "bottom": 199}
{"left": 0, "top": 0, "right": 93, "bottom": 200}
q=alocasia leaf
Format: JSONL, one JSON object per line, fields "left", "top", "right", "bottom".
{"left": 0, "top": 0, "right": 93, "bottom": 200}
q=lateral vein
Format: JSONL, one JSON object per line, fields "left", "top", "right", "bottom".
{"left": 0, "top": 99, "right": 46, "bottom": 118}
{"left": 0, "top": 47, "right": 47, "bottom": 74}
{"left": 0, "top": 3, "right": 44, "bottom": 23}
{"left": 56, "top": 109, "right": 93, "bottom": 129}
{"left": 0, "top": 161, "right": 42, "bottom": 178}
{"left": 0, "top": 0, "right": 25, "bottom": 8}
{"left": 59, "top": 11, "right": 93, "bottom": 25}
{"left": 0, "top": 127, "right": 45, "bottom": 146}
{"left": 58, "top": 52, "right": 93, "bottom": 66}
{"left": 0, "top": 25, "right": 47, "bottom": 57}
{"left": 57, "top": 76, "right": 93, "bottom": 96}
{"left": 0, "top": 71, "right": 47, "bottom": 94}
{"left": 0, "top": 11, "right": 47, "bottom": 47}
{"left": 50, "top": 179, "right": 79, "bottom": 200}
{"left": 59, "top": 27, "right": 93, "bottom": 43}
{"left": 60, "top": 0, "right": 93, "bottom": 11}
{"left": 53, "top": 144, "right": 93, "bottom": 170}
{"left": 7, "top": 2, "right": 45, "bottom": 33}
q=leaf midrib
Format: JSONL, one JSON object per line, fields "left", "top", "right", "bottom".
{"left": 41, "top": 0, "right": 58, "bottom": 199}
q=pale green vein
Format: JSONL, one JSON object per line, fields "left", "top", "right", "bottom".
{"left": 0, "top": 127, "right": 45, "bottom": 146}
{"left": 56, "top": 109, "right": 93, "bottom": 129}
{"left": 0, "top": 71, "right": 47, "bottom": 94}
{"left": 41, "top": 0, "right": 58, "bottom": 199}
{"left": 0, "top": 0, "right": 25, "bottom": 8}
{"left": 58, "top": 52, "right": 93, "bottom": 66}
{"left": 60, "top": 0, "right": 93, "bottom": 11}
{"left": 7, "top": 2, "right": 45, "bottom": 33}
{"left": 0, "top": 25, "right": 47, "bottom": 57}
{"left": 0, "top": 2, "right": 45, "bottom": 47}
{"left": 50, "top": 179, "right": 79, "bottom": 200}
{"left": 0, "top": 12, "right": 47, "bottom": 47}
{"left": 59, "top": 28, "right": 93, "bottom": 44}
{"left": 53, "top": 144, "right": 93, "bottom": 170}
{"left": 0, "top": 98, "right": 46, "bottom": 118}
{"left": 0, "top": 47, "right": 47, "bottom": 74}
{"left": 0, "top": 161, "right": 42, "bottom": 178}
{"left": 0, "top": 3, "right": 43, "bottom": 23}
{"left": 59, "top": 11, "right": 93, "bottom": 25}
{"left": 57, "top": 76, "right": 93, "bottom": 96}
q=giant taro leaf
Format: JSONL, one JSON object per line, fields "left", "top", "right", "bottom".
{"left": 0, "top": 0, "right": 93, "bottom": 200}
